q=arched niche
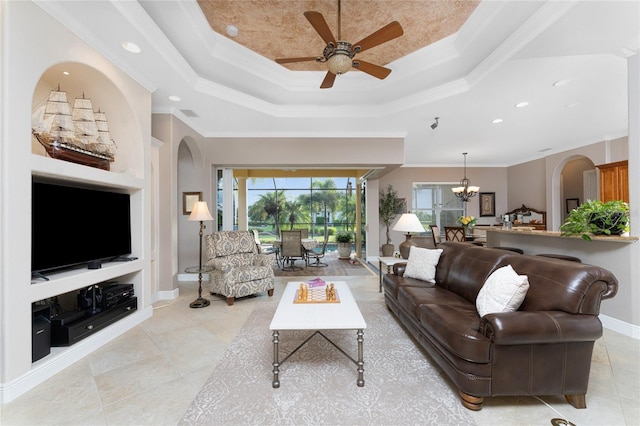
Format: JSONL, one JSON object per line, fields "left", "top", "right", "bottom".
{"left": 32, "top": 62, "right": 142, "bottom": 175}
{"left": 551, "top": 155, "right": 596, "bottom": 228}
{"left": 177, "top": 136, "right": 205, "bottom": 272}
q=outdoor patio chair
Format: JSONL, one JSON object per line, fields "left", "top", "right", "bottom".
{"left": 252, "top": 229, "right": 280, "bottom": 267}
{"left": 307, "top": 229, "right": 329, "bottom": 267}
{"left": 280, "top": 230, "right": 305, "bottom": 271}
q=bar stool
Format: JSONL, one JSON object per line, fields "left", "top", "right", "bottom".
{"left": 492, "top": 247, "right": 524, "bottom": 254}
{"left": 536, "top": 254, "right": 582, "bottom": 263}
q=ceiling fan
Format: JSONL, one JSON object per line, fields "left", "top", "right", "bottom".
{"left": 275, "top": 0, "right": 404, "bottom": 89}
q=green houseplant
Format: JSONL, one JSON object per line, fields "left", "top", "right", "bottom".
{"left": 379, "top": 185, "right": 404, "bottom": 256}
{"left": 336, "top": 230, "right": 354, "bottom": 259}
{"left": 560, "top": 199, "right": 630, "bottom": 241}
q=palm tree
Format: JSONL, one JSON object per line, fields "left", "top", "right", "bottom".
{"left": 248, "top": 190, "right": 286, "bottom": 235}
{"left": 284, "top": 200, "right": 308, "bottom": 230}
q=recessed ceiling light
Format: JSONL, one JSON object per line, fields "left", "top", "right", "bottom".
{"left": 553, "top": 79, "right": 570, "bottom": 87}
{"left": 492, "top": 118, "right": 503, "bottom": 124}
{"left": 168, "top": 95, "right": 181, "bottom": 102}
{"left": 122, "top": 41, "right": 141, "bottom": 53}
{"left": 62, "top": 71, "right": 70, "bottom": 75}
{"left": 515, "top": 101, "right": 529, "bottom": 108}
{"left": 565, "top": 102, "right": 580, "bottom": 108}
{"left": 226, "top": 25, "right": 238, "bottom": 37}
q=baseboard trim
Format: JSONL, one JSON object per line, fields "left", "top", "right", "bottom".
{"left": 0, "top": 306, "right": 153, "bottom": 403}
{"left": 600, "top": 314, "right": 640, "bottom": 340}
{"left": 151, "top": 288, "right": 180, "bottom": 304}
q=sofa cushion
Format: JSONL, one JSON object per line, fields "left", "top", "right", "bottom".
{"left": 419, "top": 303, "right": 491, "bottom": 363}
{"left": 476, "top": 265, "right": 529, "bottom": 317}
{"left": 404, "top": 247, "right": 443, "bottom": 283}
{"left": 398, "top": 285, "right": 469, "bottom": 320}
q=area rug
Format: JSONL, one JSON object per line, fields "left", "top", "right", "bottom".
{"left": 273, "top": 251, "right": 375, "bottom": 278}
{"left": 179, "top": 300, "right": 475, "bottom": 425}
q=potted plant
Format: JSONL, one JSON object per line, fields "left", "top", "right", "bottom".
{"left": 379, "top": 185, "right": 404, "bottom": 257}
{"left": 336, "top": 230, "right": 354, "bottom": 259}
{"left": 560, "top": 199, "right": 629, "bottom": 241}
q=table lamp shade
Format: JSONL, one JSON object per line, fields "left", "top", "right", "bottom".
{"left": 393, "top": 213, "right": 426, "bottom": 233}
{"left": 189, "top": 201, "right": 214, "bottom": 222}
{"left": 392, "top": 213, "right": 426, "bottom": 259}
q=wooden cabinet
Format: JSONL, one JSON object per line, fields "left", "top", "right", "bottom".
{"left": 597, "top": 161, "right": 628, "bottom": 202}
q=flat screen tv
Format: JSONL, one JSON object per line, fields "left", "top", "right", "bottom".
{"left": 32, "top": 180, "right": 132, "bottom": 274}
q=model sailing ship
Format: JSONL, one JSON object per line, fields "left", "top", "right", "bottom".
{"left": 32, "top": 85, "right": 117, "bottom": 170}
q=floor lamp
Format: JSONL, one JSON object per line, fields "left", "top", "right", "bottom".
{"left": 188, "top": 201, "right": 214, "bottom": 308}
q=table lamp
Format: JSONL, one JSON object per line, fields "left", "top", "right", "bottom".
{"left": 188, "top": 201, "right": 214, "bottom": 308}
{"left": 392, "top": 213, "right": 426, "bottom": 259}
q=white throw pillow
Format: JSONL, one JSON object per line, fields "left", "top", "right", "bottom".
{"left": 403, "top": 247, "right": 443, "bottom": 283}
{"left": 476, "top": 265, "right": 530, "bottom": 317}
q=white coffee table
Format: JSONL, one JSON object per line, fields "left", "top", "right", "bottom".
{"left": 269, "top": 281, "right": 367, "bottom": 388}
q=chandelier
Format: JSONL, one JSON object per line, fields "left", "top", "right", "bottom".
{"left": 452, "top": 152, "right": 480, "bottom": 202}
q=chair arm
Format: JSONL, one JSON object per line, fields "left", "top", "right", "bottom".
{"left": 480, "top": 311, "right": 602, "bottom": 345}
{"left": 207, "top": 258, "right": 233, "bottom": 272}
{"left": 254, "top": 254, "right": 275, "bottom": 267}
{"left": 392, "top": 262, "right": 408, "bottom": 276}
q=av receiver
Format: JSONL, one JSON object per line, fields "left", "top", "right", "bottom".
{"left": 100, "top": 283, "right": 134, "bottom": 309}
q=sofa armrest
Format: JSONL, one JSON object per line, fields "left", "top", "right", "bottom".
{"left": 392, "top": 262, "right": 408, "bottom": 276}
{"left": 481, "top": 311, "right": 602, "bottom": 345}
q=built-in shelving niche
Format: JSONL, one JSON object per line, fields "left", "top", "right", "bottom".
{"left": 27, "top": 62, "right": 148, "bottom": 374}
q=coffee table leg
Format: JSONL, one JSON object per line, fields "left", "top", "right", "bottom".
{"left": 357, "top": 329, "right": 365, "bottom": 387}
{"left": 272, "top": 330, "right": 280, "bottom": 388}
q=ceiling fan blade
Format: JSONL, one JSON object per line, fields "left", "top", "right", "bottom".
{"left": 304, "top": 11, "right": 337, "bottom": 46}
{"left": 320, "top": 71, "right": 336, "bottom": 89}
{"left": 353, "top": 21, "right": 403, "bottom": 54}
{"left": 275, "top": 57, "right": 320, "bottom": 64}
{"left": 352, "top": 60, "right": 392, "bottom": 80}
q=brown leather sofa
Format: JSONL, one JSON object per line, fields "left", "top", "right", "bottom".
{"left": 382, "top": 241, "right": 618, "bottom": 410}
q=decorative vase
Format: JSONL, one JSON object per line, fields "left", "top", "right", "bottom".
{"left": 465, "top": 225, "right": 475, "bottom": 238}
{"left": 338, "top": 242, "right": 352, "bottom": 259}
{"left": 381, "top": 243, "right": 395, "bottom": 257}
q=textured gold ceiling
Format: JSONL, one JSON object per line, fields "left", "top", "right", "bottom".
{"left": 197, "top": 1, "right": 479, "bottom": 72}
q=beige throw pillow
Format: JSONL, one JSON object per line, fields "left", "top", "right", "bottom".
{"left": 476, "top": 265, "right": 530, "bottom": 317}
{"left": 403, "top": 247, "right": 443, "bottom": 283}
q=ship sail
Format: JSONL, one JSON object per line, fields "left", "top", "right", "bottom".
{"left": 72, "top": 92, "right": 99, "bottom": 146}
{"left": 92, "top": 108, "right": 117, "bottom": 156}
{"left": 42, "top": 85, "right": 77, "bottom": 142}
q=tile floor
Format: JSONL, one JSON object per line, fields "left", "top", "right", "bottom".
{"left": 1, "top": 274, "right": 638, "bottom": 425}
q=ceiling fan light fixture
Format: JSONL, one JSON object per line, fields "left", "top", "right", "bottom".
{"left": 327, "top": 53, "right": 352, "bottom": 74}
{"left": 325, "top": 41, "right": 353, "bottom": 75}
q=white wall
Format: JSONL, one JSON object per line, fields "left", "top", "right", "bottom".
{"left": 1, "top": 1, "right": 152, "bottom": 397}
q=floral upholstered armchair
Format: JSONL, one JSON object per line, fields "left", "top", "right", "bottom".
{"left": 205, "top": 230, "right": 275, "bottom": 305}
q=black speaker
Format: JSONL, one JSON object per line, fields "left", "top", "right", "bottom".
{"left": 32, "top": 304, "right": 51, "bottom": 362}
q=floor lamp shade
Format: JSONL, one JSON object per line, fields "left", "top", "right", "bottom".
{"left": 189, "top": 201, "right": 214, "bottom": 222}
{"left": 392, "top": 213, "right": 426, "bottom": 259}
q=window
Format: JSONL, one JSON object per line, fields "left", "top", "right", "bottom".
{"left": 412, "top": 183, "right": 463, "bottom": 234}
